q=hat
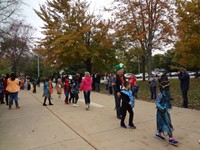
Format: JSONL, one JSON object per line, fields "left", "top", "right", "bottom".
{"left": 115, "top": 63, "right": 124, "bottom": 71}
{"left": 159, "top": 81, "right": 170, "bottom": 89}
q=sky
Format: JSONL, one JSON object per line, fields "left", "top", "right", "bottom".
{"left": 22, "top": 0, "right": 113, "bottom": 38}
{"left": 21, "top": 0, "right": 167, "bottom": 54}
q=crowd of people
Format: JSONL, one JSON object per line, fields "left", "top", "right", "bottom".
{"left": 0, "top": 63, "right": 191, "bottom": 146}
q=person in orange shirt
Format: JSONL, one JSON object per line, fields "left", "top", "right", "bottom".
{"left": 49, "top": 79, "right": 53, "bottom": 99}
{"left": 6, "top": 73, "right": 20, "bottom": 109}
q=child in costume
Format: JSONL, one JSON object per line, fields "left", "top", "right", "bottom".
{"left": 43, "top": 78, "right": 53, "bottom": 106}
{"left": 120, "top": 81, "right": 136, "bottom": 129}
{"left": 72, "top": 79, "right": 79, "bottom": 107}
{"left": 155, "top": 81, "right": 179, "bottom": 145}
{"left": 56, "top": 78, "right": 62, "bottom": 101}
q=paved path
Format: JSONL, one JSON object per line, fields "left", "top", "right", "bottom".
{"left": 0, "top": 87, "right": 200, "bottom": 150}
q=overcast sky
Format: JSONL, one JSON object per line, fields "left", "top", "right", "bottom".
{"left": 22, "top": 0, "right": 112, "bottom": 38}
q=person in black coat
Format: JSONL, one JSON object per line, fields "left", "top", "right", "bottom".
{"left": 178, "top": 68, "right": 190, "bottom": 108}
{"left": 114, "top": 63, "right": 126, "bottom": 119}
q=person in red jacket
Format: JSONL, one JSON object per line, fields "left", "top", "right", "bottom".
{"left": 64, "top": 78, "right": 70, "bottom": 104}
{"left": 80, "top": 72, "right": 93, "bottom": 111}
{"left": 128, "top": 74, "right": 138, "bottom": 98}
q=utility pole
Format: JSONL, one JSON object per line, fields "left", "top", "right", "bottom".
{"left": 38, "top": 55, "right": 40, "bottom": 78}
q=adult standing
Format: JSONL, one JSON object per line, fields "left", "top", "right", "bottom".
{"left": 149, "top": 75, "right": 158, "bottom": 100}
{"left": 114, "top": 63, "right": 125, "bottom": 119}
{"left": 178, "top": 68, "right": 190, "bottom": 108}
{"left": 128, "top": 74, "right": 137, "bottom": 98}
{"left": 3, "top": 74, "right": 9, "bottom": 105}
{"left": 6, "top": 73, "right": 20, "bottom": 109}
{"left": 95, "top": 73, "right": 101, "bottom": 92}
{"left": 80, "top": 72, "right": 93, "bottom": 111}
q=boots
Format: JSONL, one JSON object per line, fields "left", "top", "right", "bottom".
{"left": 16, "top": 104, "right": 20, "bottom": 109}
{"left": 9, "top": 105, "right": 12, "bottom": 110}
{"left": 65, "top": 98, "right": 69, "bottom": 104}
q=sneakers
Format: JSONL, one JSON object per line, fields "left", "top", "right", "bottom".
{"left": 117, "top": 116, "right": 122, "bottom": 119}
{"left": 49, "top": 103, "right": 53, "bottom": 105}
{"left": 155, "top": 133, "right": 165, "bottom": 140}
{"left": 129, "top": 124, "right": 136, "bottom": 129}
{"left": 86, "top": 104, "right": 90, "bottom": 111}
{"left": 43, "top": 104, "right": 47, "bottom": 106}
{"left": 121, "top": 124, "right": 127, "bottom": 129}
{"left": 73, "top": 104, "right": 79, "bottom": 107}
{"left": 169, "top": 138, "right": 179, "bottom": 145}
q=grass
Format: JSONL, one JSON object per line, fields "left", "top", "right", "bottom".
{"left": 100, "top": 78, "right": 200, "bottom": 110}
{"left": 137, "top": 78, "right": 200, "bottom": 110}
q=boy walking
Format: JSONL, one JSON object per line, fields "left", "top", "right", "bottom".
{"left": 120, "top": 81, "right": 136, "bottom": 129}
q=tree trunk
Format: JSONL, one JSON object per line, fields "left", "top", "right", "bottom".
{"left": 141, "top": 56, "right": 146, "bottom": 81}
{"left": 147, "top": 49, "right": 152, "bottom": 80}
{"left": 84, "top": 58, "right": 92, "bottom": 73}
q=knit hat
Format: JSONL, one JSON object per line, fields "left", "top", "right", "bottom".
{"left": 115, "top": 63, "right": 124, "bottom": 71}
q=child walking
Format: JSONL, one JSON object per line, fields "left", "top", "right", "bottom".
{"left": 80, "top": 72, "right": 92, "bottom": 111}
{"left": 43, "top": 78, "right": 53, "bottom": 106}
{"left": 56, "top": 78, "right": 62, "bottom": 101}
{"left": 120, "top": 81, "right": 136, "bottom": 129}
{"left": 72, "top": 79, "right": 79, "bottom": 107}
{"left": 155, "top": 81, "right": 179, "bottom": 145}
{"left": 64, "top": 78, "right": 70, "bottom": 104}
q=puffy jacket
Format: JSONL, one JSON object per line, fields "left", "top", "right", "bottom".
{"left": 80, "top": 76, "right": 92, "bottom": 91}
{"left": 6, "top": 78, "right": 20, "bottom": 93}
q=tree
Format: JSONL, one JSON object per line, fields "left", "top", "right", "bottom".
{"left": 110, "top": 0, "right": 176, "bottom": 80}
{"left": 35, "top": 0, "right": 116, "bottom": 73}
{"left": 0, "top": 21, "right": 34, "bottom": 73}
{"left": 0, "top": 0, "right": 22, "bottom": 37}
{"left": 175, "top": 0, "right": 200, "bottom": 74}
{"left": 152, "top": 49, "right": 178, "bottom": 71}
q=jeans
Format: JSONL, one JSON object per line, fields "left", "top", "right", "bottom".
{"left": 84, "top": 91, "right": 91, "bottom": 105}
{"left": 150, "top": 86, "right": 157, "bottom": 100}
{"left": 181, "top": 90, "right": 188, "bottom": 107}
{"left": 9, "top": 92, "right": 19, "bottom": 106}
{"left": 95, "top": 83, "right": 100, "bottom": 92}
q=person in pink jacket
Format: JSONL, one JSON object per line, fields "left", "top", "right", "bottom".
{"left": 80, "top": 72, "right": 93, "bottom": 111}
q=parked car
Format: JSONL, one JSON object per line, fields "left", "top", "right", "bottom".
{"left": 135, "top": 73, "right": 148, "bottom": 78}
{"left": 188, "top": 71, "right": 195, "bottom": 76}
{"left": 135, "top": 73, "right": 143, "bottom": 78}
{"left": 169, "top": 72, "right": 179, "bottom": 77}
{"left": 124, "top": 73, "right": 133, "bottom": 79}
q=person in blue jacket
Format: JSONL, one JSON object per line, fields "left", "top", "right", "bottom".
{"left": 120, "top": 81, "right": 136, "bottom": 129}
{"left": 178, "top": 68, "right": 190, "bottom": 108}
{"left": 155, "top": 81, "right": 179, "bottom": 145}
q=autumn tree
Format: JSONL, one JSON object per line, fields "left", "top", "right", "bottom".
{"left": 35, "top": 0, "right": 116, "bottom": 73}
{"left": 1, "top": 21, "right": 34, "bottom": 73}
{"left": 110, "top": 0, "right": 176, "bottom": 80}
{"left": 0, "top": 0, "right": 22, "bottom": 37}
{"left": 175, "top": 0, "right": 200, "bottom": 74}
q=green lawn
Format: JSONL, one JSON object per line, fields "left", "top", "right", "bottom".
{"left": 100, "top": 78, "right": 200, "bottom": 110}
{"left": 137, "top": 78, "right": 200, "bottom": 110}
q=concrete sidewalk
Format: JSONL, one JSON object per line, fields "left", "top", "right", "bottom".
{"left": 0, "top": 87, "right": 200, "bottom": 150}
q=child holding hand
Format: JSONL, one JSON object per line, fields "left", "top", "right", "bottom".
{"left": 120, "top": 81, "right": 136, "bottom": 129}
